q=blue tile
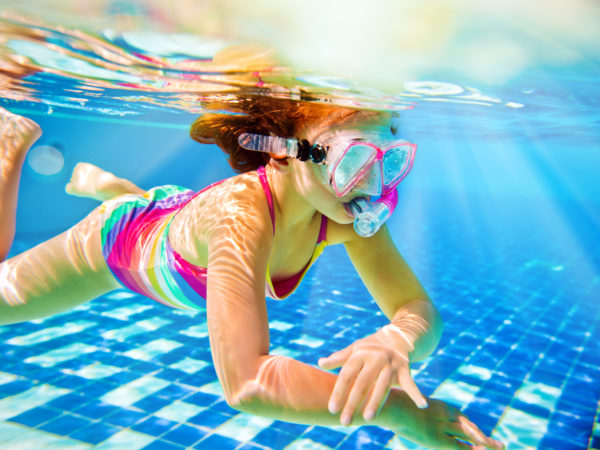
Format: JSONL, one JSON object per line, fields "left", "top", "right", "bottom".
{"left": 360, "top": 426, "right": 395, "bottom": 445}
{"left": 539, "top": 433, "right": 591, "bottom": 450}
{"left": 302, "top": 426, "right": 347, "bottom": 447}
{"left": 556, "top": 391, "right": 598, "bottom": 414}
{"left": 71, "top": 421, "right": 121, "bottom": 444}
{"left": 511, "top": 399, "right": 552, "bottom": 419}
{"left": 194, "top": 433, "right": 240, "bottom": 449}
{"left": 338, "top": 429, "right": 386, "bottom": 450}
{"left": 189, "top": 409, "right": 231, "bottom": 428}
{"left": 210, "top": 400, "right": 238, "bottom": 415}
{"left": 423, "top": 356, "right": 462, "bottom": 380}
{"left": 130, "top": 361, "right": 162, "bottom": 373}
{"left": 74, "top": 401, "right": 120, "bottom": 419}
{"left": 460, "top": 407, "right": 499, "bottom": 435}
{"left": 0, "top": 379, "right": 34, "bottom": 396}
{"left": 103, "top": 371, "right": 141, "bottom": 385}
{"left": 464, "top": 395, "right": 507, "bottom": 419}
{"left": 81, "top": 381, "right": 118, "bottom": 398}
{"left": 270, "top": 420, "right": 309, "bottom": 435}
{"left": 157, "top": 352, "right": 189, "bottom": 365}
{"left": 155, "top": 368, "right": 188, "bottom": 381}
{"left": 39, "top": 413, "right": 91, "bottom": 436}
{"left": 105, "top": 408, "right": 147, "bottom": 426}
{"left": 9, "top": 406, "right": 61, "bottom": 426}
{"left": 178, "top": 370, "right": 216, "bottom": 387}
{"left": 452, "top": 371, "right": 488, "bottom": 387}
{"left": 142, "top": 440, "right": 184, "bottom": 450}
{"left": 47, "top": 392, "right": 88, "bottom": 411}
{"left": 50, "top": 374, "right": 89, "bottom": 389}
{"left": 155, "top": 383, "right": 195, "bottom": 400}
{"left": 186, "top": 391, "right": 220, "bottom": 407}
{"left": 546, "top": 411, "right": 593, "bottom": 447}
{"left": 134, "top": 395, "right": 173, "bottom": 412}
{"left": 163, "top": 424, "right": 207, "bottom": 446}
{"left": 253, "top": 427, "right": 296, "bottom": 450}
{"left": 230, "top": 442, "right": 265, "bottom": 450}
{"left": 31, "top": 369, "right": 63, "bottom": 384}
{"left": 482, "top": 373, "right": 521, "bottom": 397}
{"left": 565, "top": 377, "right": 600, "bottom": 399}
{"left": 527, "top": 367, "right": 565, "bottom": 388}
{"left": 133, "top": 416, "right": 178, "bottom": 436}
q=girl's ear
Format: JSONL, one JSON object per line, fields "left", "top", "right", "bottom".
{"left": 196, "top": 137, "right": 216, "bottom": 144}
{"left": 269, "top": 156, "right": 290, "bottom": 170}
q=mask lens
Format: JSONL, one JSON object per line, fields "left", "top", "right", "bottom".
{"left": 332, "top": 143, "right": 376, "bottom": 195}
{"left": 353, "top": 161, "right": 383, "bottom": 196}
{"left": 383, "top": 145, "right": 412, "bottom": 187}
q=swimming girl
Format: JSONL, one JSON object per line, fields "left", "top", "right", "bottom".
{"left": 0, "top": 102, "right": 503, "bottom": 449}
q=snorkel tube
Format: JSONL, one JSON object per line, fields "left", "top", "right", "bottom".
{"left": 348, "top": 189, "right": 398, "bottom": 237}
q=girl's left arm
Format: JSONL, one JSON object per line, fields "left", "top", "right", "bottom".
{"left": 319, "top": 223, "right": 443, "bottom": 422}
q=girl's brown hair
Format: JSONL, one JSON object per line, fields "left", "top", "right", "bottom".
{"left": 190, "top": 94, "right": 379, "bottom": 173}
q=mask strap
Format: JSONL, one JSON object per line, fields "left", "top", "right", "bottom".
{"left": 238, "top": 133, "right": 327, "bottom": 163}
{"left": 296, "top": 140, "right": 327, "bottom": 163}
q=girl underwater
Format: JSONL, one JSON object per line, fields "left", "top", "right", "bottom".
{"left": 0, "top": 100, "right": 504, "bottom": 449}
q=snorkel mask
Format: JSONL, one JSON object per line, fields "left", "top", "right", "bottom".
{"left": 237, "top": 130, "right": 416, "bottom": 237}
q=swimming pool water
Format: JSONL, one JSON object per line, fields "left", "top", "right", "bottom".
{"left": 1, "top": 187, "right": 598, "bottom": 449}
{"left": 1, "top": 10, "right": 599, "bottom": 450}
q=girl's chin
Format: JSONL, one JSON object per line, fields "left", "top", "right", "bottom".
{"left": 330, "top": 202, "right": 355, "bottom": 224}
{"left": 343, "top": 202, "right": 355, "bottom": 220}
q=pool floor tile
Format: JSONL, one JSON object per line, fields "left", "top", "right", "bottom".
{"left": 494, "top": 407, "right": 549, "bottom": 448}
{"left": 194, "top": 433, "right": 241, "bottom": 449}
{"left": 162, "top": 423, "right": 208, "bottom": 446}
{"left": 71, "top": 421, "right": 122, "bottom": 444}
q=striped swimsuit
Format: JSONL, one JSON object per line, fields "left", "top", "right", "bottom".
{"left": 100, "top": 167, "right": 328, "bottom": 310}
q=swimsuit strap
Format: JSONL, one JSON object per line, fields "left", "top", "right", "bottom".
{"left": 317, "top": 214, "right": 328, "bottom": 242}
{"left": 255, "top": 165, "right": 328, "bottom": 299}
{"left": 257, "top": 166, "right": 276, "bottom": 234}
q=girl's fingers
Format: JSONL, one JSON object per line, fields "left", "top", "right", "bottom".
{"left": 438, "top": 434, "right": 472, "bottom": 450}
{"left": 397, "top": 369, "right": 428, "bottom": 409}
{"left": 319, "top": 346, "right": 352, "bottom": 370}
{"left": 362, "top": 366, "right": 393, "bottom": 421}
{"left": 447, "top": 416, "right": 504, "bottom": 450}
{"left": 339, "top": 362, "right": 381, "bottom": 426}
{"left": 328, "top": 357, "right": 363, "bottom": 414}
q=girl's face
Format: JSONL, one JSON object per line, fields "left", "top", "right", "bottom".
{"left": 290, "top": 114, "right": 394, "bottom": 223}
{"left": 289, "top": 157, "right": 357, "bottom": 224}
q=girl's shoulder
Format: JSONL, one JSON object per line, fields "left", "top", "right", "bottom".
{"left": 169, "top": 170, "right": 274, "bottom": 266}
{"left": 203, "top": 171, "right": 268, "bottom": 210}
{"left": 186, "top": 170, "right": 273, "bottom": 234}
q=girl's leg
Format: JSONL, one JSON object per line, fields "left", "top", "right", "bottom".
{"left": 0, "top": 110, "right": 131, "bottom": 326}
{"left": 0, "top": 204, "right": 121, "bottom": 325}
{"left": 66, "top": 162, "right": 146, "bottom": 201}
{"left": 0, "top": 107, "right": 41, "bottom": 260}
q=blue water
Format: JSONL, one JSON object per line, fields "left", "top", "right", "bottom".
{"left": 1, "top": 17, "right": 599, "bottom": 450}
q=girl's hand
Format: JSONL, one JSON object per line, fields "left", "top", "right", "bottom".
{"left": 318, "top": 324, "right": 427, "bottom": 426}
{"left": 393, "top": 397, "right": 505, "bottom": 450}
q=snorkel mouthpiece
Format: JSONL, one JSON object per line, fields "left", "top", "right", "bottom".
{"left": 348, "top": 189, "right": 398, "bottom": 237}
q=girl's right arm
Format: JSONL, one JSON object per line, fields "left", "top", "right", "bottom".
{"left": 202, "top": 184, "right": 501, "bottom": 449}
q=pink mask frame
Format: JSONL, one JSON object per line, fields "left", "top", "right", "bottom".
{"left": 329, "top": 139, "right": 417, "bottom": 197}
